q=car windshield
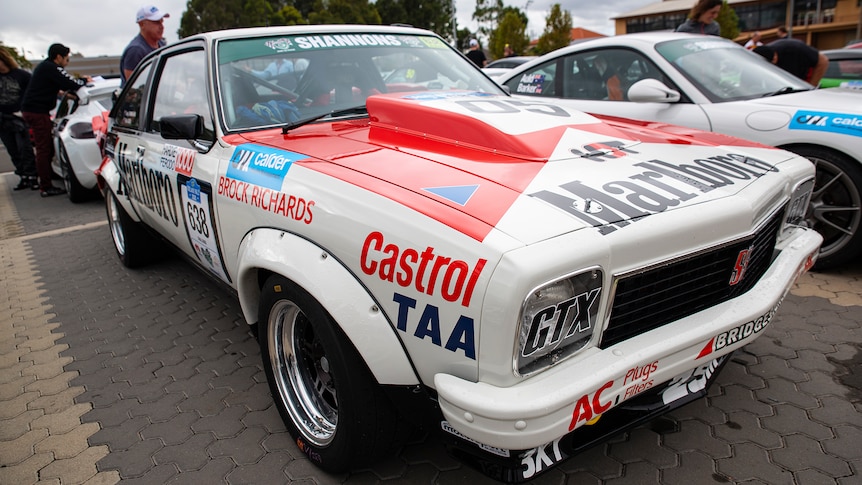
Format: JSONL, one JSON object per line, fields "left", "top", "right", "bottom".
{"left": 217, "top": 33, "right": 504, "bottom": 131}
{"left": 656, "top": 37, "right": 812, "bottom": 102}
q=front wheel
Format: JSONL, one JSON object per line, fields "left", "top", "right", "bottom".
{"left": 794, "top": 147, "right": 862, "bottom": 269}
{"left": 58, "top": 142, "right": 96, "bottom": 203}
{"left": 258, "top": 275, "right": 405, "bottom": 472}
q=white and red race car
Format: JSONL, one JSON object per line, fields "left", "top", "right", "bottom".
{"left": 98, "top": 25, "right": 821, "bottom": 482}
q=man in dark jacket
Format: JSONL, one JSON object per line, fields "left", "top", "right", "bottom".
{"left": 0, "top": 48, "right": 38, "bottom": 190}
{"left": 21, "top": 43, "right": 90, "bottom": 196}
{"left": 753, "top": 39, "right": 828, "bottom": 86}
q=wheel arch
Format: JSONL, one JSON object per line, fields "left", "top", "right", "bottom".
{"left": 778, "top": 142, "right": 861, "bottom": 167}
{"left": 236, "top": 228, "right": 420, "bottom": 387}
{"left": 98, "top": 158, "right": 142, "bottom": 222}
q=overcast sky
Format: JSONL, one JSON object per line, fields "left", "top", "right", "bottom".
{"left": 0, "top": 0, "right": 655, "bottom": 59}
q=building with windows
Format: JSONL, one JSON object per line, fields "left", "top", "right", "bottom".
{"left": 614, "top": 0, "right": 861, "bottom": 49}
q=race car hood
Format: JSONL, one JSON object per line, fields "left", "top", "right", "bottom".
{"left": 237, "top": 92, "right": 793, "bottom": 245}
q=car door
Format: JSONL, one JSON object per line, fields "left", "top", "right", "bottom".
{"left": 504, "top": 47, "right": 713, "bottom": 132}
{"left": 117, "top": 44, "right": 232, "bottom": 283}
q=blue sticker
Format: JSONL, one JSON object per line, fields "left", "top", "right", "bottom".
{"left": 185, "top": 178, "right": 201, "bottom": 203}
{"left": 789, "top": 110, "right": 862, "bottom": 138}
{"left": 227, "top": 144, "right": 302, "bottom": 190}
{"left": 424, "top": 185, "right": 479, "bottom": 206}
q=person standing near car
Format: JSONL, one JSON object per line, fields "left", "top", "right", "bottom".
{"left": 20, "top": 43, "right": 90, "bottom": 197}
{"left": 120, "top": 5, "right": 169, "bottom": 86}
{"left": 675, "top": 0, "right": 722, "bottom": 36}
{"left": 753, "top": 39, "right": 829, "bottom": 86}
{"left": 0, "top": 48, "right": 38, "bottom": 190}
{"left": 466, "top": 39, "right": 487, "bottom": 68}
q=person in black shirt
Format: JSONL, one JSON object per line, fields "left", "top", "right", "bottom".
{"left": 21, "top": 43, "right": 91, "bottom": 196}
{"left": 753, "top": 39, "right": 828, "bottom": 86}
{"left": 466, "top": 39, "right": 487, "bottom": 68}
{"left": 0, "top": 48, "right": 38, "bottom": 190}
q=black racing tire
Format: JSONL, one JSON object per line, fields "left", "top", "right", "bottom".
{"left": 58, "top": 142, "right": 97, "bottom": 203}
{"left": 105, "top": 191, "right": 158, "bottom": 268}
{"left": 258, "top": 275, "right": 405, "bottom": 473}
{"left": 793, "top": 146, "right": 862, "bottom": 269}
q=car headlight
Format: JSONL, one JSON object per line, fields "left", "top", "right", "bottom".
{"left": 516, "top": 268, "right": 603, "bottom": 376}
{"left": 784, "top": 177, "right": 814, "bottom": 228}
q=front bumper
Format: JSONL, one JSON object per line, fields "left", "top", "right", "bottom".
{"left": 434, "top": 227, "right": 820, "bottom": 454}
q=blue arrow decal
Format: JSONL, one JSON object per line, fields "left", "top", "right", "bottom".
{"left": 424, "top": 185, "right": 479, "bottom": 206}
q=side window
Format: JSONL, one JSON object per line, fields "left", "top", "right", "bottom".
{"left": 503, "top": 60, "right": 556, "bottom": 97}
{"left": 114, "top": 62, "right": 153, "bottom": 129}
{"left": 151, "top": 49, "right": 214, "bottom": 142}
{"left": 559, "top": 49, "right": 668, "bottom": 102}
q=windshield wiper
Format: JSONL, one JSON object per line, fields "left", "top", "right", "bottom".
{"left": 281, "top": 105, "right": 368, "bottom": 134}
{"left": 762, "top": 86, "right": 811, "bottom": 97}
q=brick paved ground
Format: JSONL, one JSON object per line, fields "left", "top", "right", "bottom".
{"left": 1, "top": 170, "right": 860, "bottom": 484}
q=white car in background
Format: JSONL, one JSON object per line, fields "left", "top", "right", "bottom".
{"left": 498, "top": 32, "right": 862, "bottom": 269}
{"left": 53, "top": 77, "right": 120, "bottom": 202}
{"left": 482, "top": 55, "right": 536, "bottom": 79}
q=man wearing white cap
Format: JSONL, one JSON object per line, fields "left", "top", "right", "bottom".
{"left": 465, "top": 39, "right": 486, "bottom": 68}
{"left": 120, "top": 5, "right": 170, "bottom": 85}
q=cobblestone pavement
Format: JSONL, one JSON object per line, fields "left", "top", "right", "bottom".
{"left": 1, "top": 170, "right": 860, "bottom": 484}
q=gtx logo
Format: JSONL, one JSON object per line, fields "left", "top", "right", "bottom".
{"left": 729, "top": 245, "right": 754, "bottom": 286}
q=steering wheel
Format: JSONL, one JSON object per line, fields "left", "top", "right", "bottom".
{"left": 232, "top": 67, "right": 300, "bottom": 102}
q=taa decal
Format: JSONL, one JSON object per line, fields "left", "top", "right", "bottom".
{"left": 159, "top": 144, "right": 196, "bottom": 176}
{"left": 179, "top": 176, "right": 231, "bottom": 283}
{"left": 696, "top": 299, "right": 781, "bottom": 359}
{"left": 532, "top": 153, "right": 778, "bottom": 235}
{"left": 217, "top": 175, "right": 313, "bottom": 224}
{"left": 569, "top": 380, "right": 616, "bottom": 431}
{"left": 115, "top": 141, "right": 179, "bottom": 227}
{"left": 227, "top": 143, "right": 301, "bottom": 190}
{"left": 521, "top": 438, "right": 566, "bottom": 479}
{"left": 789, "top": 110, "right": 862, "bottom": 138}
{"left": 729, "top": 245, "right": 754, "bottom": 286}
{"left": 392, "top": 292, "right": 475, "bottom": 359}
{"left": 661, "top": 355, "right": 727, "bottom": 405}
{"left": 361, "top": 231, "right": 486, "bottom": 308}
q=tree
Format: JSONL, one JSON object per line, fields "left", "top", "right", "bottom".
{"left": 472, "top": 0, "right": 504, "bottom": 38}
{"left": 717, "top": 1, "right": 740, "bottom": 40}
{"left": 535, "top": 4, "right": 571, "bottom": 55}
{"left": 0, "top": 42, "right": 30, "bottom": 69}
{"left": 307, "top": 0, "right": 381, "bottom": 25}
{"left": 489, "top": 10, "right": 529, "bottom": 59}
{"left": 179, "top": 0, "right": 308, "bottom": 37}
{"left": 376, "top": 0, "right": 455, "bottom": 42}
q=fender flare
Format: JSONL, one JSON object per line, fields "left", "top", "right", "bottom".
{"left": 236, "top": 228, "right": 420, "bottom": 386}
{"left": 98, "top": 157, "right": 142, "bottom": 223}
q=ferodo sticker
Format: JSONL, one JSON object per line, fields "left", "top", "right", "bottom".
{"left": 789, "top": 110, "right": 862, "bottom": 138}
{"left": 160, "top": 143, "right": 196, "bottom": 176}
{"left": 178, "top": 176, "right": 230, "bottom": 283}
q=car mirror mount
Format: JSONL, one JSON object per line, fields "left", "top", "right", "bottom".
{"left": 627, "top": 79, "right": 680, "bottom": 103}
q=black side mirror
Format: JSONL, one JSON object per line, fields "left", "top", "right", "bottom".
{"left": 160, "top": 114, "right": 203, "bottom": 140}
